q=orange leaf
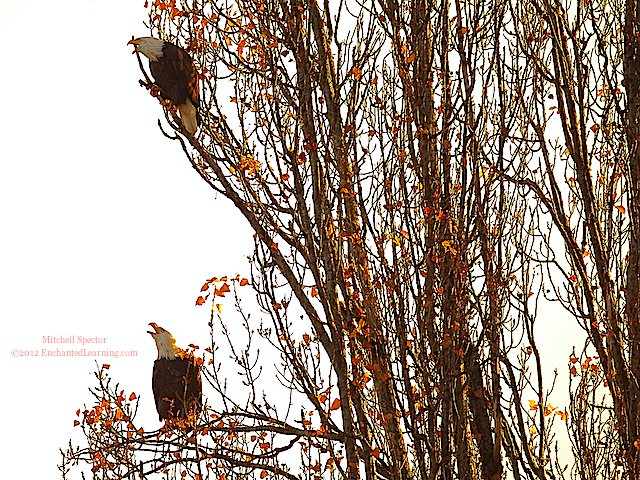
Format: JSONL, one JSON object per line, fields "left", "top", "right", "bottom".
{"left": 303, "top": 334, "right": 310, "bottom": 345}
{"left": 260, "top": 471, "right": 268, "bottom": 479}
{"left": 330, "top": 398, "right": 341, "bottom": 411}
{"left": 129, "top": 392, "right": 137, "bottom": 401}
{"left": 215, "top": 304, "right": 222, "bottom": 313}
{"left": 406, "top": 52, "right": 415, "bottom": 63}
{"left": 196, "top": 296, "right": 206, "bottom": 305}
{"left": 371, "top": 447, "right": 380, "bottom": 458}
{"left": 528, "top": 399, "right": 538, "bottom": 411}
{"left": 311, "top": 286, "right": 319, "bottom": 298}
{"left": 215, "top": 283, "right": 230, "bottom": 297}
{"left": 201, "top": 283, "right": 210, "bottom": 292}
{"left": 240, "top": 278, "right": 249, "bottom": 286}
{"left": 74, "top": 420, "right": 80, "bottom": 426}
{"left": 616, "top": 205, "right": 626, "bottom": 215}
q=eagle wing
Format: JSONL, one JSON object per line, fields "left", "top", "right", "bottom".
{"left": 147, "top": 43, "right": 198, "bottom": 108}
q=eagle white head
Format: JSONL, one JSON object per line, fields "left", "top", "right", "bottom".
{"left": 128, "top": 37, "right": 165, "bottom": 61}
{"left": 148, "top": 323, "right": 182, "bottom": 359}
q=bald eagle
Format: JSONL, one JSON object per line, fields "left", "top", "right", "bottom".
{"left": 148, "top": 323, "right": 202, "bottom": 422}
{"left": 129, "top": 37, "right": 200, "bottom": 134}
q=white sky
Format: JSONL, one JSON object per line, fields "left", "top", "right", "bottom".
{"left": 0, "top": 0, "right": 584, "bottom": 477}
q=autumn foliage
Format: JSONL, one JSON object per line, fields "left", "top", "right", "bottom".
{"left": 62, "top": 0, "right": 640, "bottom": 478}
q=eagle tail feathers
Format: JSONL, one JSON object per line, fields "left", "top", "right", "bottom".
{"left": 178, "top": 99, "right": 198, "bottom": 134}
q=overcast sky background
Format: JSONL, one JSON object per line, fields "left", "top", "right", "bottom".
{"left": 1, "top": 0, "right": 583, "bottom": 477}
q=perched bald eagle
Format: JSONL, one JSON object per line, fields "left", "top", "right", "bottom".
{"left": 128, "top": 37, "right": 200, "bottom": 134}
{"left": 148, "top": 323, "right": 202, "bottom": 422}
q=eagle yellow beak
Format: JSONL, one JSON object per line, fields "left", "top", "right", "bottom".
{"left": 148, "top": 322, "right": 160, "bottom": 335}
{"left": 128, "top": 38, "right": 140, "bottom": 53}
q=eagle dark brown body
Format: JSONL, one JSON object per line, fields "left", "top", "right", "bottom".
{"left": 152, "top": 356, "right": 202, "bottom": 421}
{"left": 148, "top": 42, "right": 199, "bottom": 114}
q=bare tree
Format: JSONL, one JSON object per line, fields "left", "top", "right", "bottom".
{"left": 61, "top": 0, "right": 640, "bottom": 478}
